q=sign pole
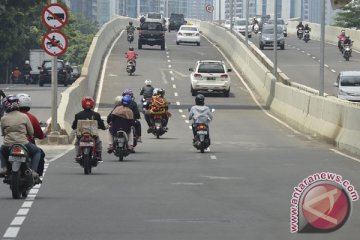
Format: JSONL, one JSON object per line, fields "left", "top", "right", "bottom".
{"left": 51, "top": 0, "right": 58, "bottom": 133}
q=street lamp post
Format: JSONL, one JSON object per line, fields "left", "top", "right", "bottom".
{"left": 273, "top": 0, "right": 278, "bottom": 80}
{"left": 319, "top": 0, "right": 325, "bottom": 96}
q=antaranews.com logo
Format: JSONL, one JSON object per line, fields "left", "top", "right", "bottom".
{"left": 290, "top": 172, "right": 358, "bottom": 233}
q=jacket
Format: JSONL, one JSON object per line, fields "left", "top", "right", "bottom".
{"left": 72, "top": 109, "right": 106, "bottom": 130}
{"left": 140, "top": 85, "right": 154, "bottom": 99}
{"left": 20, "top": 110, "right": 45, "bottom": 144}
{"left": 1, "top": 110, "right": 33, "bottom": 146}
{"left": 188, "top": 105, "right": 213, "bottom": 124}
{"left": 108, "top": 105, "right": 134, "bottom": 135}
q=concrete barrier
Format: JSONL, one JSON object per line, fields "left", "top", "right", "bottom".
{"left": 196, "top": 20, "right": 360, "bottom": 156}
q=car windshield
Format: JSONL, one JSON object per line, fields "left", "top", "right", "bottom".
{"left": 181, "top": 27, "right": 198, "bottom": 31}
{"left": 43, "top": 61, "right": 63, "bottom": 68}
{"left": 198, "top": 63, "right": 225, "bottom": 73}
{"left": 340, "top": 76, "right": 360, "bottom": 86}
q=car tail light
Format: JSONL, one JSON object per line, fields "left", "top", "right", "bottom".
{"left": 178, "top": 32, "right": 183, "bottom": 36}
{"left": 220, "top": 74, "right": 228, "bottom": 80}
{"left": 194, "top": 73, "right": 202, "bottom": 79}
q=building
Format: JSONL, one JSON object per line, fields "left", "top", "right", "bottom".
{"left": 70, "top": 0, "right": 98, "bottom": 23}
{"left": 224, "top": 0, "right": 257, "bottom": 19}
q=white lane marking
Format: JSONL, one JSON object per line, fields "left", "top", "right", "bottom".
{"left": 47, "top": 146, "right": 74, "bottom": 163}
{"left": 181, "top": 114, "right": 186, "bottom": 118}
{"left": 324, "top": 64, "right": 329, "bottom": 68}
{"left": 330, "top": 149, "right": 360, "bottom": 163}
{"left": 29, "top": 189, "right": 39, "bottom": 195}
{"left": 185, "top": 120, "right": 190, "bottom": 124}
{"left": 3, "top": 227, "right": 20, "bottom": 238}
{"left": 167, "top": 59, "right": 171, "bottom": 63}
{"left": 188, "top": 125, "right": 192, "bottom": 129}
{"left": 169, "top": 70, "right": 173, "bottom": 74}
{"left": 10, "top": 217, "right": 26, "bottom": 226}
{"left": 331, "top": 69, "right": 336, "bottom": 73}
{"left": 17, "top": 209, "right": 29, "bottom": 216}
{"left": 166, "top": 55, "right": 169, "bottom": 58}
{"left": 176, "top": 101, "right": 180, "bottom": 105}
{"left": 26, "top": 195, "right": 36, "bottom": 201}
{"left": 202, "top": 176, "right": 244, "bottom": 180}
{"left": 166, "top": 51, "right": 169, "bottom": 54}
{"left": 297, "top": 48, "right": 301, "bottom": 51}
{"left": 301, "top": 50, "right": 305, "bottom": 53}
{"left": 168, "top": 65, "right": 172, "bottom": 68}
{"left": 172, "top": 84, "right": 176, "bottom": 88}
{"left": 174, "top": 92, "right": 178, "bottom": 96}
{"left": 171, "top": 182, "right": 204, "bottom": 185}
{"left": 21, "top": 201, "right": 33, "bottom": 208}
{"left": 210, "top": 155, "right": 217, "bottom": 160}
{"left": 171, "top": 77, "right": 175, "bottom": 81}
{"left": 307, "top": 53, "right": 311, "bottom": 56}
{"left": 312, "top": 56, "right": 316, "bottom": 59}
{"left": 179, "top": 109, "right": 183, "bottom": 113}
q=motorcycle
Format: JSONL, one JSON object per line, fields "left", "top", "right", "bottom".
{"left": 78, "top": 131, "right": 98, "bottom": 174}
{"left": 149, "top": 113, "right": 167, "bottom": 139}
{"left": 193, "top": 123, "right": 211, "bottom": 153}
{"left": 126, "top": 60, "right": 136, "bottom": 75}
{"left": 343, "top": 44, "right": 352, "bottom": 61}
{"left": 303, "top": 29, "right": 310, "bottom": 43}
{"left": 253, "top": 23, "right": 259, "bottom": 34}
{"left": 127, "top": 32, "right": 134, "bottom": 44}
{"left": 113, "top": 129, "right": 130, "bottom": 161}
{"left": 2, "top": 144, "right": 39, "bottom": 199}
{"left": 297, "top": 27, "right": 303, "bottom": 39}
{"left": 23, "top": 73, "right": 32, "bottom": 85}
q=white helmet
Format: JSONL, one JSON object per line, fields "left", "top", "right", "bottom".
{"left": 152, "top": 88, "right": 159, "bottom": 96}
{"left": 114, "top": 96, "right": 122, "bottom": 105}
{"left": 16, "top": 93, "right": 32, "bottom": 109}
{"left": 145, "top": 79, "right": 152, "bottom": 85}
{"left": 25, "top": 60, "right": 30, "bottom": 64}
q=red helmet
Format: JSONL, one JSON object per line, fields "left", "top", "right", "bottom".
{"left": 81, "top": 96, "right": 94, "bottom": 109}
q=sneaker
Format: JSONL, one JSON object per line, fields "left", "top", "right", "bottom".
{"left": 137, "top": 136, "right": 142, "bottom": 143}
{"left": 96, "top": 158, "right": 104, "bottom": 163}
{"left": 0, "top": 167, "right": 8, "bottom": 178}
{"left": 107, "top": 145, "right": 113, "bottom": 154}
{"left": 74, "top": 155, "right": 81, "bottom": 163}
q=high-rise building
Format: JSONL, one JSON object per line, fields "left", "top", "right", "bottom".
{"left": 224, "top": 0, "right": 257, "bottom": 19}
{"left": 188, "top": 0, "right": 214, "bottom": 21}
{"left": 70, "top": 0, "right": 98, "bottom": 23}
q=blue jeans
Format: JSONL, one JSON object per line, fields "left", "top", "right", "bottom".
{"left": 0, "top": 143, "right": 41, "bottom": 171}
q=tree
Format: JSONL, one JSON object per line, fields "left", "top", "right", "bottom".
{"left": 333, "top": 0, "right": 360, "bottom": 29}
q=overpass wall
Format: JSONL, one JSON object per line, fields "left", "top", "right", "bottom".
{"left": 195, "top": 21, "right": 360, "bottom": 156}
{"left": 57, "top": 16, "right": 131, "bottom": 140}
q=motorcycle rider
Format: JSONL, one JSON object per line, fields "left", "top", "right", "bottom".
{"left": 16, "top": 93, "right": 46, "bottom": 176}
{"left": 188, "top": 94, "right": 213, "bottom": 140}
{"left": 122, "top": 89, "right": 142, "bottom": 143}
{"left": 125, "top": 47, "right": 138, "bottom": 66}
{"left": 72, "top": 96, "right": 106, "bottom": 162}
{"left": 147, "top": 88, "right": 171, "bottom": 133}
{"left": 296, "top": 21, "right": 304, "bottom": 38}
{"left": 11, "top": 67, "right": 21, "bottom": 84}
{"left": 0, "top": 95, "right": 41, "bottom": 182}
{"left": 304, "top": 24, "right": 311, "bottom": 32}
{"left": 107, "top": 95, "right": 135, "bottom": 153}
{"left": 126, "top": 21, "right": 136, "bottom": 34}
{"left": 338, "top": 29, "right": 346, "bottom": 49}
{"left": 343, "top": 35, "right": 353, "bottom": 56}
{"left": 251, "top": 17, "right": 259, "bottom": 31}
{"left": 140, "top": 80, "right": 155, "bottom": 128}
{"left": 22, "top": 60, "right": 32, "bottom": 83}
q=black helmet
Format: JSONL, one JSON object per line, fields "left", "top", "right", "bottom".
{"left": 195, "top": 94, "right": 205, "bottom": 106}
{"left": 129, "top": 21, "right": 133, "bottom": 25}
{"left": 129, "top": 47, "right": 134, "bottom": 51}
{"left": 305, "top": 24, "right": 308, "bottom": 27}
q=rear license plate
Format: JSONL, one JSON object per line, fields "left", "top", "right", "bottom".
{"left": 79, "top": 142, "right": 94, "bottom": 147}
{"left": 148, "top": 38, "right": 155, "bottom": 41}
{"left": 186, "top": 33, "right": 192, "bottom": 36}
{"left": 207, "top": 77, "right": 216, "bottom": 80}
{"left": 9, "top": 156, "right": 26, "bottom": 162}
{"left": 197, "top": 131, "right": 208, "bottom": 134}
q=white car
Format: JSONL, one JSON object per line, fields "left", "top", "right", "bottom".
{"left": 176, "top": 25, "right": 201, "bottom": 46}
{"left": 233, "top": 18, "right": 252, "bottom": 38}
{"left": 333, "top": 71, "right": 360, "bottom": 101}
{"left": 189, "top": 60, "right": 232, "bottom": 97}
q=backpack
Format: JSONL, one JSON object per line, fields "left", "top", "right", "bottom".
{"left": 150, "top": 96, "right": 166, "bottom": 114}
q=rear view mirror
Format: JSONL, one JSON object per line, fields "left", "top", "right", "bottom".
{"left": 227, "top": 69, "right": 232, "bottom": 72}
{"left": 40, "top": 121, "right": 48, "bottom": 128}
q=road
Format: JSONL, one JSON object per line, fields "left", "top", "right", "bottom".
{"left": 250, "top": 31, "right": 360, "bottom": 95}
{"left": 0, "top": 30, "right": 359, "bottom": 240}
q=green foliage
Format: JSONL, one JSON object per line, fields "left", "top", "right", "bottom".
{"left": 333, "top": 0, "right": 360, "bottom": 29}
{"left": 0, "top": 0, "right": 98, "bottom": 81}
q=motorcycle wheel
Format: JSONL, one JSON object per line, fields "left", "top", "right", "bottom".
{"left": 22, "top": 190, "right": 29, "bottom": 198}
{"left": 11, "top": 171, "right": 21, "bottom": 199}
{"left": 119, "top": 149, "right": 124, "bottom": 161}
{"left": 83, "top": 154, "right": 91, "bottom": 175}
{"left": 200, "top": 148, "right": 205, "bottom": 153}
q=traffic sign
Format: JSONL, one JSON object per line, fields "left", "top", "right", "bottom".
{"left": 42, "top": 3, "right": 68, "bottom": 29}
{"left": 205, "top": 4, "right": 214, "bottom": 13}
{"left": 41, "top": 30, "right": 68, "bottom": 57}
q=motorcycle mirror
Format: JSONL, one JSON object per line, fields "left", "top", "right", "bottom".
{"left": 39, "top": 121, "right": 48, "bottom": 128}
{"left": 211, "top": 109, "right": 215, "bottom": 113}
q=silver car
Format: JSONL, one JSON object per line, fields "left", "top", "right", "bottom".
{"left": 333, "top": 71, "right": 360, "bottom": 101}
{"left": 259, "top": 24, "right": 285, "bottom": 50}
{"left": 267, "top": 18, "right": 287, "bottom": 37}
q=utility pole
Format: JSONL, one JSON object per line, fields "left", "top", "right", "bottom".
{"left": 218, "top": 0, "right": 221, "bottom": 25}
{"left": 273, "top": 0, "right": 278, "bottom": 81}
{"left": 51, "top": 0, "right": 58, "bottom": 132}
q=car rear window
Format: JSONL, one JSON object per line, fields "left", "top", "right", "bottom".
{"left": 141, "top": 22, "right": 162, "bottom": 30}
{"left": 43, "top": 61, "right": 64, "bottom": 68}
{"left": 198, "top": 63, "right": 225, "bottom": 73}
{"left": 341, "top": 76, "right": 360, "bottom": 86}
{"left": 181, "top": 27, "right": 198, "bottom": 31}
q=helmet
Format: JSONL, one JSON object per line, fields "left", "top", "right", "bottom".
{"left": 81, "top": 96, "right": 95, "bottom": 109}
{"left": 25, "top": 60, "right": 30, "bottom": 64}
{"left": 341, "top": 29, "right": 345, "bottom": 35}
{"left": 305, "top": 24, "right": 308, "bottom": 27}
{"left": 122, "top": 88, "right": 134, "bottom": 97}
{"left": 157, "top": 88, "right": 165, "bottom": 97}
{"left": 345, "top": 35, "right": 350, "bottom": 39}
{"left": 145, "top": 79, "right": 152, "bottom": 85}
{"left": 3, "top": 95, "right": 19, "bottom": 112}
{"left": 152, "top": 88, "right": 159, "bottom": 96}
{"left": 129, "top": 47, "right": 134, "bottom": 51}
{"left": 16, "top": 93, "right": 32, "bottom": 110}
{"left": 129, "top": 21, "right": 133, "bottom": 25}
{"left": 195, "top": 94, "right": 205, "bottom": 106}
{"left": 114, "top": 96, "right": 122, "bottom": 105}
{"left": 299, "top": 21, "right": 302, "bottom": 24}
{"left": 121, "top": 95, "right": 132, "bottom": 106}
